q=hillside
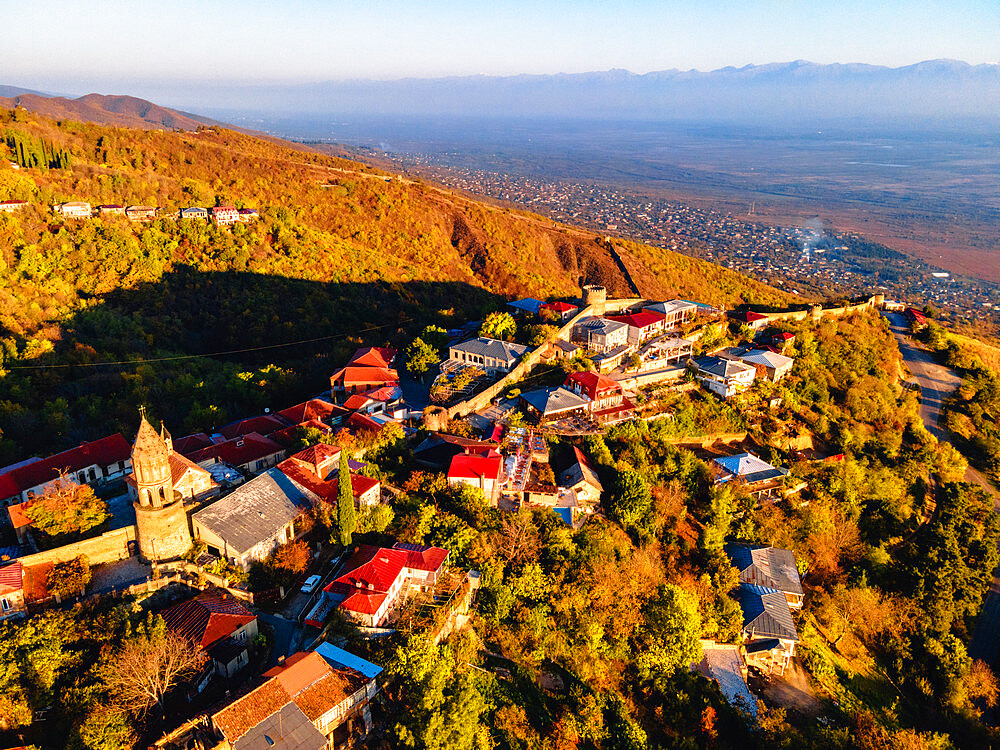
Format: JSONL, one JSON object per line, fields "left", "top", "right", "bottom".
{"left": 0, "top": 107, "right": 796, "bottom": 462}
{"left": 0, "top": 92, "right": 219, "bottom": 131}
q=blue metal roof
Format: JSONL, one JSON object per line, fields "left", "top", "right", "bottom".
{"left": 315, "top": 642, "right": 384, "bottom": 679}
{"left": 506, "top": 298, "right": 544, "bottom": 314}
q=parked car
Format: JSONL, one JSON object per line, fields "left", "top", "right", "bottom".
{"left": 300, "top": 574, "right": 322, "bottom": 594}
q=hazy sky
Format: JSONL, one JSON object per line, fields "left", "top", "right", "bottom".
{"left": 3, "top": 0, "right": 998, "bottom": 93}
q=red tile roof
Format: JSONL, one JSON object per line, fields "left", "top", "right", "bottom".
{"left": 212, "top": 679, "right": 290, "bottom": 742}
{"left": 330, "top": 473, "right": 380, "bottom": 501}
{"left": 348, "top": 346, "right": 396, "bottom": 369}
{"left": 330, "top": 366, "right": 399, "bottom": 389}
{"left": 214, "top": 649, "right": 370, "bottom": 744}
{"left": 172, "top": 432, "right": 214, "bottom": 454}
{"left": 343, "top": 394, "right": 371, "bottom": 410}
{"left": 0, "top": 434, "right": 131, "bottom": 498}
{"left": 564, "top": 370, "right": 622, "bottom": 400}
{"left": 186, "top": 432, "right": 284, "bottom": 467}
{"left": 290, "top": 443, "right": 341, "bottom": 467}
{"left": 269, "top": 419, "right": 333, "bottom": 448}
{"left": 346, "top": 412, "right": 384, "bottom": 434}
{"left": 0, "top": 561, "right": 22, "bottom": 594}
{"left": 729, "top": 310, "right": 769, "bottom": 323}
{"left": 606, "top": 310, "right": 665, "bottom": 329}
{"left": 447, "top": 453, "right": 502, "bottom": 482}
{"left": 160, "top": 592, "right": 255, "bottom": 650}
{"left": 265, "top": 650, "right": 330, "bottom": 695}
{"left": 540, "top": 301, "right": 578, "bottom": 313}
{"left": 392, "top": 542, "right": 449, "bottom": 573}
{"left": 219, "top": 415, "right": 289, "bottom": 440}
{"left": 324, "top": 546, "right": 407, "bottom": 616}
{"left": 276, "top": 399, "right": 346, "bottom": 425}
{"left": 6, "top": 501, "right": 32, "bottom": 529}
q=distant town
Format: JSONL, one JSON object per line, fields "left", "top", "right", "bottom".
{"left": 371, "top": 153, "right": 1000, "bottom": 326}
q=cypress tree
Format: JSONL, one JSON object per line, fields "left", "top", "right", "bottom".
{"left": 336, "top": 449, "right": 356, "bottom": 547}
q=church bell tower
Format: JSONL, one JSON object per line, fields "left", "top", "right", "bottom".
{"left": 132, "top": 407, "right": 191, "bottom": 562}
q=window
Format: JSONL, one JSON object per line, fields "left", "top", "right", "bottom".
{"left": 1, "top": 598, "right": 9, "bottom": 612}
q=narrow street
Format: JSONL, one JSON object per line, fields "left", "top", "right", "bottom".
{"left": 884, "top": 313, "right": 1000, "bottom": 670}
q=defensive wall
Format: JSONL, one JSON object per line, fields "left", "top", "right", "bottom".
{"left": 427, "top": 296, "right": 645, "bottom": 425}
{"left": 424, "top": 293, "right": 883, "bottom": 428}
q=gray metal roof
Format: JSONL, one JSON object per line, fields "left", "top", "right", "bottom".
{"left": 575, "top": 317, "right": 628, "bottom": 335}
{"left": 738, "top": 584, "right": 799, "bottom": 642}
{"left": 193, "top": 469, "right": 316, "bottom": 555}
{"left": 520, "top": 387, "right": 590, "bottom": 416}
{"left": 726, "top": 544, "right": 802, "bottom": 596}
{"left": 450, "top": 337, "right": 528, "bottom": 363}
{"left": 735, "top": 349, "right": 794, "bottom": 370}
{"left": 694, "top": 356, "right": 755, "bottom": 378}
{"left": 645, "top": 300, "right": 696, "bottom": 317}
{"left": 234, "top": 703, "right": 326, "bottom": 750}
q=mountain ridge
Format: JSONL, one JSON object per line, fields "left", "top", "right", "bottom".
{"left": 175, "top": 58, "right": 999, "bottom": 124}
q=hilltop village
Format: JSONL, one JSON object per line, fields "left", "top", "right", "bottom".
{"left": 0, "top": 270, "right": 954, "bottom": 749}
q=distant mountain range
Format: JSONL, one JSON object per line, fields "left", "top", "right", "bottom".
{"left": 0, "top": 89, "right": 219, "bottom": 131}
{"left": 177, "top": 59, "right": 999, "bottom": 126}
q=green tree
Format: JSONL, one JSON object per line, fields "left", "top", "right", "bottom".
{"left": 420, "top": 324, "right": 450, "bottom": 352}
{"left": 71, "top": 706, "right": 136, "bottom": 750}
{"left": 634, "top": 584, "right": 703, "bottom": 679}
{"left": 480, "top": 311, "right": 516, "bottom": 341}
{"left": 406, "top": 336, "right": 441, "bottom": 377}
{"left": 47, "top": 555, "right": 92, "bottom": 599}
{"left": 609, "top": 466, "right": 651, "bottom": 528}
{"left": 337, "top": 450, "right": 357, "bottom": 547}
{"left": 388, "top": 635, "right": 488, "bottom": 750}
{"left": 357, "top": 503, "right": 395, "bottom": 534}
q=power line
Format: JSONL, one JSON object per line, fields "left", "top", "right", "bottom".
{"left": 4, "top": 318, "right": 410, "bottom": 371}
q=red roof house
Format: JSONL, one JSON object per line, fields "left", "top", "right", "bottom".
{"left": 0, "top": 433, "right": 132, "bottom": 504}
{"left": 447, "top": 452, "right": 504, "bottom": 503}
{"left": 185, "top": 432, "right": 285, "bottom": 474}
{"left": 219, "top": 415, "right": 289, "bottom": 440}
{"left": 160, "top": 591, "right": 258, "bottom": 677}
{"left": 539, "top": 301, "right": 579, "bottom": 321}
{"left": 318, "top": 542, "right": 449, "bottom": 627}
{"left": 330, "top": 366, "right": 399, "bottom": 395}
{"left": 348, "top": 347, "right": 397, "bottom": 369}
{"left": 277, "top": 399, "right": 349, "bottom": 426}
{"left": 0, "top": 561, "right": 25, "bottom": 621}
{"left": 729, "top": 310, "right": 770, "bottom": 329}
{"left": 605, "top": 310, "right": 666, "bottom": 343}
{"left": 563, "top": 371, "right": 635, "bottom": 423}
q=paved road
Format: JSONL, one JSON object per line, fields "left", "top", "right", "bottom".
{"left": 257, "top": 612, "right": 306, "bottom": 668}
{"left": 884, "top": 313, "right": 1000, "bottom": 669}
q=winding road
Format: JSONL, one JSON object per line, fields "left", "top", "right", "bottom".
{"left": 884, "top": 313, "right": 1000, "bottom": 669}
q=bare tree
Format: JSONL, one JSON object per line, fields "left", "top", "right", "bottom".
{"left": 498, "top": 508, "right": 539, "bottom": 564}
{"left": 105, "top": 617, "right": 206, "bottom": 717}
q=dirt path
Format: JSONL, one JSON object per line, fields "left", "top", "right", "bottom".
{"left": 884, "top": 313, "right": 1000, "bottom": 673}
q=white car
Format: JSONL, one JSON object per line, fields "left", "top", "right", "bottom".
{"left": 300, "top": 574, "right": 322, "bottom": 594}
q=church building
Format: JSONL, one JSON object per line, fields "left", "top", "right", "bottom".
{"left": 128, "top": 411, "right": 219, "bottom": 562}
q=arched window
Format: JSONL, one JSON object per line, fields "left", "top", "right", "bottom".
{"left": 142, "top": 489, "right": 152, "bottom": 506}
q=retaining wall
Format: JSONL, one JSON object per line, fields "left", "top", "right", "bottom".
{"left": 19, "top": 525, "right": 137, "bottom": 568}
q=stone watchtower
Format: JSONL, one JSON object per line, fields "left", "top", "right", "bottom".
{"left": 132, "top": 410, "right": 191, "bottom": 563}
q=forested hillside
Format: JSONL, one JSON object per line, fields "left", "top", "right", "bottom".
{"left": 0, "top": 107, "right": 795, "bottom": 462}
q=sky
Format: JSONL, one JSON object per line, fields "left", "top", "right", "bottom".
{"left": 2, "top": 0, "right": 999, "bottom": 95}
